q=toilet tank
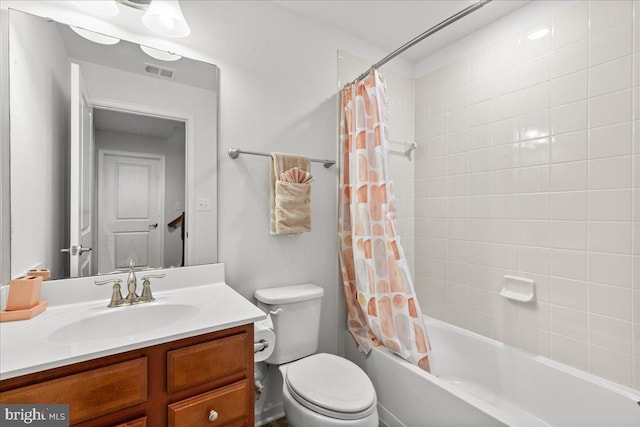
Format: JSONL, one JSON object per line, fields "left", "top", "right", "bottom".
{"left": 254, "top": 284, "right": 324, "bottom": 364}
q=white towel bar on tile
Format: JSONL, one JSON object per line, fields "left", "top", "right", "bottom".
{"left": 389, "top": 140, "right": 417, "bottom": 159}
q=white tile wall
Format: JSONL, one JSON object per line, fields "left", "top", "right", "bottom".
{"left": 413, "top": 0, "right": 640, "bottom": 389}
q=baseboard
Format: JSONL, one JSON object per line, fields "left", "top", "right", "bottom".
{"left": 255, "top": 401, "right": 285, "bottom": 427}
{"left": 377, "top": 402, "right": 405, "bottom": 427}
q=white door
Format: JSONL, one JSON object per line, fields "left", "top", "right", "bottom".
{"left": 67, "top": 62, "right": 94, "bottom": 277}
{"left": 98, "top": 151, "right": 164, "bottom": 272}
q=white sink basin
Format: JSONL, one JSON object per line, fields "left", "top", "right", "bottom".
{"left": 48, "top": 303, "right": 200, "bottom": 344}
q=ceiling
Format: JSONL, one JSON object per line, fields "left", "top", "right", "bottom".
{"left": 274, "top": 0, "right": 531, "bottom": 63}
{"left": 94, "top": 108, "right": 184, "bottom": 140}
{"left": 19, "top": 1, "right": 531, "bottom": 69}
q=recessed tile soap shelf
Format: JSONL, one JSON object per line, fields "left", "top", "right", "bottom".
{"left": 500, "top": 275, "right": 535, "bottom": 302}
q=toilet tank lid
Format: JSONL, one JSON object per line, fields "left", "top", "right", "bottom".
{"left": 255, "top": 283, "right": 324, "bottom": 304}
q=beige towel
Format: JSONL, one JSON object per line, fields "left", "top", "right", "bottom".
{"left": 271, "top": 152, "right": 311, "bottom": 235}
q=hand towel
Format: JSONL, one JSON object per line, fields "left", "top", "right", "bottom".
{"left": 270, "top": 153, "right": 312, "bottom": 235}
{"left": 280, "top": 167, "right": 314, "bottom": 184}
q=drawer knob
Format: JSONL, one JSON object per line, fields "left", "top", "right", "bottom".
{"left": 208, "top": 410, "right": 219, "bottom": 422}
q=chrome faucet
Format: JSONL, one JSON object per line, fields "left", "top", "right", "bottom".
{"left": 124, "top": 258, "right": 139, "bottom": 305}
{"left": 94, "top": 259, "right": 164, "bottom": 308}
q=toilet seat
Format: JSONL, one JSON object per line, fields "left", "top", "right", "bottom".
{"left": 284, "top": 353, "right": 377, "bottom": 420}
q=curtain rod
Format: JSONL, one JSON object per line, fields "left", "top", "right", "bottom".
{"left": 346, "top": 0, "right": 493, "bottom": 87}
{"left": 228, "top": 148, "right": 336, "bottom": 168}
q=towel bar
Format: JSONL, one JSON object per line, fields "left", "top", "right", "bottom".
{"left": 228, "top": 148, "right": 335, "bottom": 168}
{"left": 388, "top": 140, "right": 417, "bottom": 159}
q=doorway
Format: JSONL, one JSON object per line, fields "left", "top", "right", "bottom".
{"left": 93, "top": 107, "right": 186, "bottom": 274}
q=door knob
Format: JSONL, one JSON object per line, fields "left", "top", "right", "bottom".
{"left": 60, "top": 245, "right": 92, "bottom": 255}
{"left": 148, "top": 223, "right": 158, "bottom": 229}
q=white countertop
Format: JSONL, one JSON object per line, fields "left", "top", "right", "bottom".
{"left": 0, "top": 264, "right": 266, "bottom": 380}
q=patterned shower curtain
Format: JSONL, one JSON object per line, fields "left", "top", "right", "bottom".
{"left": 339, "top": 69, "right": 432, "bottom": 372}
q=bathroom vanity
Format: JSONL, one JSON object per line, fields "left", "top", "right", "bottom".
{"left": 1, "top": 324, "right": 252, "bottom": 426}
{"left": 0, "top": 264, "right": 265, "bottom": 426}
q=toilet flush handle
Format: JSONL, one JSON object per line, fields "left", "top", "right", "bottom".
{"left": 270, "top": 307, "right": 283, "bottom": 316}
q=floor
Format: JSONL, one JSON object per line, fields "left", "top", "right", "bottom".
{"left": 263, "top": 418, "right": 288, "bottom": 427}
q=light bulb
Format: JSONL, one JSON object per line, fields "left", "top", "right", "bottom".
{"left": 140, "top": 45, "right": 182, "bottom": 61}
{"left": 70, "top": 26, "right": 121, "bottom": 45}
{"left": 142, "top": 0, "right": 191, "bottom": 38}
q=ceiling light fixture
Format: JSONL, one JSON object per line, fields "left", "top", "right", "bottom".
{"left": 116, "top": 0, "right": 152, "bottom": 11}
{"left": 140, "top": 45, "right": 182, "bottom": 61}
{"left": 70, "top": 0, "right": 119, "bottom": 17}
{"left": 75, "top": 0, "right": 191, "bottom": 39}
{"left": 142, "top": 0, "right": 191, "bottom": 38}
{"left": 70, "top": 26, "right": 121, "bottom": 45}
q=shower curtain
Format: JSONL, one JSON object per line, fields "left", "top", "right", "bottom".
{"left": 339, "top": 69, "right": 432, "bottom": 372}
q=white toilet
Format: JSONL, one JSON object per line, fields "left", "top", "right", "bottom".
{"left": 255, "top": 283, "right": 378, "bottom": 427}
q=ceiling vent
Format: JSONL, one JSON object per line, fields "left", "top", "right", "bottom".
{"left": 144, "top": 63, "right": 176, "bottom": 80}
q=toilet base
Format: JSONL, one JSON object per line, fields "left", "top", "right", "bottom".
{"left": 282, "top": 381, "right": 379, "bottom": 427}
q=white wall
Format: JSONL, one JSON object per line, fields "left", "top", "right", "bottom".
{"left": 413, "top": 0, "right": 640, "bottom": 389}
{"left": 9, "top": 9, "right": 70, "bottom": 279}
{"left": 193, "top": 1, "right": 410, "bottom": 359}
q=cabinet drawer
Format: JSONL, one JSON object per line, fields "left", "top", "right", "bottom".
{"left": 168, "top": 380, "right": 248, "bottom": 427}
{"left": 0, "top": 358, "right": 147, "bottom": 425}
{"left": 114, "top": 416, "right": 147, "bottom": 427}
{"left": 167, "top": 333, "right": 249, "bottom": 393}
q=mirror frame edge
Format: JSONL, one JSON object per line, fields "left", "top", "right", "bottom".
{"left": 1, "top": 8, "right": 10, "bottom": 285}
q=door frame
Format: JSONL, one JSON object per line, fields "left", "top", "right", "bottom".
{"left": 97, "top": 149, "right": 166, "bottom": 272}
{"left": 90, "top": 98, "right": 194, "bottom": 266}
{"left": 69, "top": 62, "right": 94, "bottom": 278}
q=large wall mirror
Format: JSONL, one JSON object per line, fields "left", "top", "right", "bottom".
{"left": 8, "top": 9, "right": 218, "bottom": 280}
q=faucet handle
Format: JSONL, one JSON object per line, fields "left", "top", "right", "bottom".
{"left": 94, "top": 278, "right": 124, "bottom": 307}
{"left": 139, "top": 274, "right": 165, "bottom": 302}
{"left": 141, "top": 273, "right": 166, "bottom": 280}
{"left": 95, "top": 278, "right": 122, "bottom": 286}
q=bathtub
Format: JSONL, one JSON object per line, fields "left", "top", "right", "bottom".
{"left": 345, "top": 316, "right": 640, "bottom": 427}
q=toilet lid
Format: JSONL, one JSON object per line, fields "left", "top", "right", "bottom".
{"left": 285, "top": 353, "right": 376, "bottom": 420}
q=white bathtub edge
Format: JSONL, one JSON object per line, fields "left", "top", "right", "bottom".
{"left": 347, "top": 315, "right": 640, "bottom": 427}
{"left": 424, "top": 316, "right": 640, "bottom": 401}
{"left": 346, "top": 330, "right": 511, "bottom": 426}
